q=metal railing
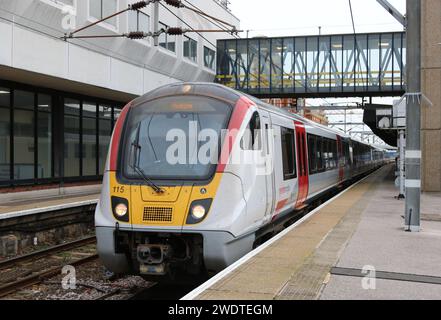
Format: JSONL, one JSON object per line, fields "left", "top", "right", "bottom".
{"left": 216, "top": 32, "right": 406, "bottom": 97}
{"left": 214, "top": 0, "right": 231, "bottom": 11}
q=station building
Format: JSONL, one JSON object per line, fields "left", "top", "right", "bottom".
{"left": 0, "top": 0, "right": 239, "bottom": 190}
{"left": 421, "top": 0, "right": 441, "bottom": 192}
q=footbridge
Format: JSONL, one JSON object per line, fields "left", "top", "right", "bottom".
{"left": 216, "top": 32, "right": 406, "bottom": 98}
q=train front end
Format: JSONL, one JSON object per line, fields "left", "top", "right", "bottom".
{"left": 95, "top": 84, "right": 253, "bottom": 280}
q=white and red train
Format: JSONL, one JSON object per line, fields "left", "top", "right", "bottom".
{"left": 95, "top": 83, "right": 386, "bottom": 280}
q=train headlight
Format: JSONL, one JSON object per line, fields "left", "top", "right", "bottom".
{"left": 115, "top": 203, "right": 128, "bottom": 217}
{"left": 186, "top": 199, "right": 213, "bottom": 225}
{"left": 111, "top": 197, "right": 130, "bottom": 222}
{"left": 192, "top": 205, "right": 206, "bottom": 220}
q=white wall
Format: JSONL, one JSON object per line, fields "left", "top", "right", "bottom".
{"left": 0, "top": 0, "right": 240, "bottom": 97}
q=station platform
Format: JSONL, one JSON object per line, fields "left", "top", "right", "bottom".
{"left": 0, "top": 188, "right": 100, "bottom": 220}
{"left": 184, "top": 164, "right": 441, "bottom": 300}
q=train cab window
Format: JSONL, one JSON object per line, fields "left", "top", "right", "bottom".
{"left": 281, "top": 127, "right": 296, "bottom": 180}
{"left": 122, "top": 95, "right": 232, "bottom": 181}
{"left": 240, "top": 112, "right": 262, "bottom": 151}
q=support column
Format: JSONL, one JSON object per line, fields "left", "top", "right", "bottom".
{"left": 404, "top": 0, "right": 421, "bottom": 232}
{"left": 398, "top": 130, "right": 405, "bottom": 199}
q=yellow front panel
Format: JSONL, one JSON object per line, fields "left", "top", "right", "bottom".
{"left": 131, "top": 184, "right": 192, "bottom": 227}
{"left": 109, "top": 173, "right": 224, "bottom": 228}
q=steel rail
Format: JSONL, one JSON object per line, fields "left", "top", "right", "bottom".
{"left": 0, "top": 236, "right": 96, "bottom": 270}
{"left": 0, "top": 254, "right": 99, "bottom": 298}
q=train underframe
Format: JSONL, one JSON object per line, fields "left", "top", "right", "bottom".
{"left": 114, "top": 229, "right": 207, "bottom": 282}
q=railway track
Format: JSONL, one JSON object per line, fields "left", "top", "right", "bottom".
{"left": 0, "top": 235, "right": 197, "bottom": 300}
{"left": 0, "top": 236, "right": 98, "bottom": 298}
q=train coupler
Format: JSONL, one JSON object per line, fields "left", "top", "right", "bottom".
{"left": 137, "top": 244, "right": 172, "bottom": 275}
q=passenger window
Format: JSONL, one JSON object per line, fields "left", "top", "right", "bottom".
{"left": 308, "top": 135, "right": 317, "bottom": 174}
{"left": 323, "top": 139, "right": 328, "bottom": 170}
{"left": 241, "top": 112, "right": 262, "bottom": 151}
{"left": 317, "top": 137, "right": 323, "bottom": 171}
{"left": 281, "top": 127, "right": 296, "bottom": 180}
{"left": 331, "top": 140, "right": 337, "bottom": 169}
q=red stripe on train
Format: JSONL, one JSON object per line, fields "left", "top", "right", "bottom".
{"left": 294, "top": 121, "right": 309, "bottom": 209}
{"left": 217, "top": 96, "right": 254, "bottom": 173}
{"left": 272, "top": 198, "right": 289, "bottom": 221}
{"left": 109, "top": 102, "right": 133, "bottom": 171}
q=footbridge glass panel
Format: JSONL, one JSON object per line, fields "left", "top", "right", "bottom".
{"left": 216, "top": 32, "right": 406, "bottom": 97}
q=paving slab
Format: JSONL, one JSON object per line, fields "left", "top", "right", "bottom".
{"left": 191, "top": 164, "right": 441, "bottom": 300}
{"left": 320, "top": 168, "right": 441, "bottom": 300}
{"left": 194, "top": 166, "right": 389, "bottom": 300}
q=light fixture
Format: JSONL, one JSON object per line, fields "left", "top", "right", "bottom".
{"left": 191, "top": 205, "right": 206, "bottom": 220}
{"left": 38, "top": 104, "right": 50, "bottom": 108}
{"left": 112, "top": 197, "right": 129, "bottom": 222}
{"left": 0, "top": 90, "right": 10, "bottom": 94}
{"left": 186, "top": 199, "right": 212, "bottom": 224}
{"left": 332, "top": 44, "right": 343, "bottom": 49}
{"left": 114, "top": 203, "right": 128, "bottom": 217}
{"left": 379, "top": 42, "right": 390, "bottom": 47}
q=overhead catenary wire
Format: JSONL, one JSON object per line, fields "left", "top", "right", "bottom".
{"left": 0, "top": 7, "right": 184, "bottom": 82}
{"left": 241, "top": 22, "right": 404, "bottom": 34}
{"left": 158, "top": 2, "right": 218, "bottom": 49}
{"left": 62, "top": 0, "right": 240, "bottom": 46}
{"left": 348, "top": 0, "right": 357, "bottom": 35}
{"left": 65, "top": 28, "right": 232, "bottom": 41}
{"left": 181, "top": 3, "right": 235, "bottom": 29}
{"left": 348, "top": 0, "right": 363, "bottom": 87}
{"left": 165, "top": 0, "right": 236, "bottom": 30}
{"left": 181, "top": 0, "right": 240, "bottom": 39}
{"left": 69, "top": 0, "right": 154, "bottom": 37}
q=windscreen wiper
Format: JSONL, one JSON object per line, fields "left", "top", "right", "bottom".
{"left": 131, "top": 123, "right": 165, "bottom": 194}
{"left": 133, "top": 164, "right": 165, "bottom": 194}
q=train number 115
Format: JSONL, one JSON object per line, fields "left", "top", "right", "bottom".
{"left": 113, "top": 186, "right": 125, "bottom": 193}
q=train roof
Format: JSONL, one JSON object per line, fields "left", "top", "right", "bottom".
{"left": 134, "top": 82, "right": 383, "bottom": 151}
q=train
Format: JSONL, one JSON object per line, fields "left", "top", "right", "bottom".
{"left": 95, "top": 82, "right": 387, "bottom": 280}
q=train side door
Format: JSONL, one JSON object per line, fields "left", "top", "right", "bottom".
{"left": 260, "top": 111, "right": 275, "bottom": 221}
{"left": 237, "top": 110, "right": 272, "bottom": 228}
{"left": 294, "top": 121, "right": 309, "bottom": 209}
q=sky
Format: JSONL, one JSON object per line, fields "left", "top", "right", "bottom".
{"left": 229, "top": 0, "right": 406, "bottom": 37}
{"left": 227, "top": 0, "right": 406, "bottom": 145}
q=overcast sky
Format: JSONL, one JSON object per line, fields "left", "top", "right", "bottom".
{"left": 227, "top": 0, "right": 406, "bottom": 145}
{"left": 229, "top": 0, "right": 406, "bottom": 37}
